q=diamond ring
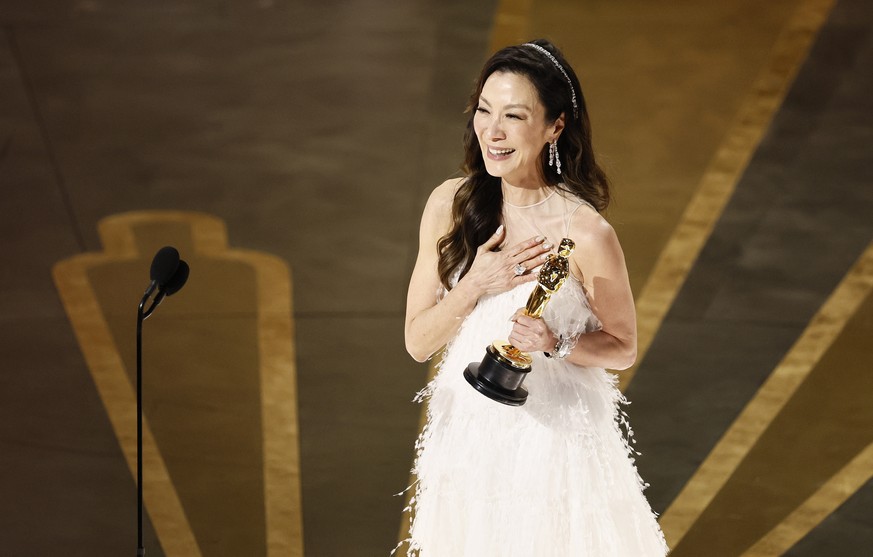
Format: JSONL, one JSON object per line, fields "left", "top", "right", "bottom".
{"left": 513, "top": 263, "right": 526, "bottom": 276}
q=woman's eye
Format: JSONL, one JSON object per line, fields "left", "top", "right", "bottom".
{"left": 475, "top": 107, "right": 489, "bottom": 114}
{"left": 506, "top": 113, "right": 523, "bottom": 120}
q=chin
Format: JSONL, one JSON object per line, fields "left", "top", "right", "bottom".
{"left": 482, "top": 161, "right": 510, "bottom": 179}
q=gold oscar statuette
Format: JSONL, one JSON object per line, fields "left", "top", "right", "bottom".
{"left": 464, "top": 238, "right": 575, "bottom": 406}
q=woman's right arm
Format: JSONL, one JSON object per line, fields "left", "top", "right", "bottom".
{"left": 404, "top": 180, "right": 477, "bottom": 362}
{"left": 404, "top": 180, "right": 549, "bottom": 362}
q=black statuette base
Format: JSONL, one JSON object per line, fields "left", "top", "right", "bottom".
{"left": 463, "top": 345, "right": 531, "bottom": 406}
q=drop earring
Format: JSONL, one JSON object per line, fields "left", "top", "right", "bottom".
{"left": 550, "top": 140, "right": 561, "bottom": 175}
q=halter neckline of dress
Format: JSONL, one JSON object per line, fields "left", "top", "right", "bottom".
{"left": 502, "top": 187, "right": 557, "bottom": 209}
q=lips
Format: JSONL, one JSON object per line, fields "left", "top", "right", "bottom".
{"left": 487, "top": 146, "right": 515, "bottom": 157}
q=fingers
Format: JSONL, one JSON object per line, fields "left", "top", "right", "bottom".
{"left": 509, "top": 308, "right": 526, "bottom": 322}
{"left": 509, "top": 321, "right": 543, "bottom": 351}
{"left": 472, "top": 229, "right": 553, "bottom": 295}
{"left": 508, "top": 331, "right": 527, "bottom": 348}
{"left": 510, "top": 269, "right": 540, "bottom": 287}
{"left": 511, "top": 316, "right": 537, "bottom": 342}
{"left": 510, "top": 313, "right": 554, "bottom": 352}
{"left": 512, "top": 237, "right": 553, "bottom": 267}
{"left": 477, "top": 224, "right": 505, "bottom": 253}
{"left": 510, "top": 235, "right": 548, "bottom": 256}
{"left": 511, "top": 262, "right": 541, "bottom": 286}
{"left": 513, "top": 314, "right": 539, "bottom": 329}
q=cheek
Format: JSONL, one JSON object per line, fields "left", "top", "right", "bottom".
{"left": 528, "top": 137, "right": 547, "bottom": 159}
{"left": 472, "top": 115, "right": 487, "bottom": 138}
{"left": 516, "top": 126, "right": 542, "bottom": 152}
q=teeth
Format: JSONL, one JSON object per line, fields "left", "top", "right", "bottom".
{"left": 489, "top": 147, "right": 515, "bottom": 156}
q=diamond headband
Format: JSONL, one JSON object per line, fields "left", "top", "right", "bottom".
{"left": 522, "top": 43, "right": 579, "bottom": 119}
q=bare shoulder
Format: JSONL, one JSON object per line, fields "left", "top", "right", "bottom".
{"left": 565, "top": 204, "right": 636, "bottom": 365}
{"left": 420, "top": 177, "right": 465, "bottom": 238}
{"left": 565, "top": 204, "right": 627, "bottom": 285}
{"left": 422, "top": 177, "right": 464, "bottom": 225}
{"left": 426, "top": 177, "right": 464, "bottom": 210}
{"left": 567, "top": 203, "right": 620, "bottom": 250}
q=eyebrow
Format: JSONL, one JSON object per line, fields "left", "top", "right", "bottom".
{"left": 478, "top": 96, "right": 532, "bottom": 111}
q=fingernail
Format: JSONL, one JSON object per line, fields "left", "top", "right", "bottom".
{"left": 496, "top": 224, "right": 504, "bottom": 234}
{"left": 542, "top": 253, "right": 550, "bottom": 261}
{"left": 543, "top": 242, "right": 552, "bottom": 250}
{"left": 535, "top": 235, "right": 544, "bottom": 242}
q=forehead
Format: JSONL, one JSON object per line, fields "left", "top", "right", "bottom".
{"left": 480, "top": 71, "right": 541, "bottom": 109}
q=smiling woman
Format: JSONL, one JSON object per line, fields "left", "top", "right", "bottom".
{"left": 400, "top": 40, "right": 668, "bottom": 556}
{"left": 475, "top": 72, "right": 562, "bottom": 185}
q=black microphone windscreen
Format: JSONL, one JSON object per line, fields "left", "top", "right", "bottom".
{"left": 150, "top": 246, "right": 180, "bottom": 286}
{"left": 163, "top": 260, "right": 189, "bottom": 296}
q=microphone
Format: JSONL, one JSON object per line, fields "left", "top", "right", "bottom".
{"left": 150, "top": 246, "right": 180, "bottom": 285}
{"left": 135, "top": 247, "right": 189, "bottom": 556}
{"left": 142, "top": 260, "right": 189, "bottom": 319}
{"left": 162, "top": 260, "right": 190, "bottom": 296}
{"left": 142, "top": 246, "right": 180, "bottom": 301}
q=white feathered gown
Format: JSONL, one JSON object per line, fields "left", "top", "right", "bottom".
{"left": 402, "top": 191, "right": 668, "bottom": 556}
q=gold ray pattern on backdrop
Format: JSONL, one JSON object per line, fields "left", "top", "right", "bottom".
{"left": 661, "top": 242, "right": 873, "bottom": 552}
{"left": 53, "top": 212, "right": 303, "bottom": 557}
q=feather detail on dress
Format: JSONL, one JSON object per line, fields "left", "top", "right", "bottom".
{"left": 397, "top": 280, "right": 668, "bottom": 557}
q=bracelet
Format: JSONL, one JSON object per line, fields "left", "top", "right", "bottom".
{"left": 544, "top": 334, "right": 577, "bottom": 359}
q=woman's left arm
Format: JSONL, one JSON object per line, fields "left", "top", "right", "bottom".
{"left": 509, "top": 212, "right": 637, "bottom": 370}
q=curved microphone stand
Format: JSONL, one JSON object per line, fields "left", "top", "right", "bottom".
{"left": 135, "top": 248, "right": 188, "bottom": 556}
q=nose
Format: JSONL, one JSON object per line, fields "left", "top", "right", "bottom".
{"left": 485, "top": 117, "right": 505, "bottom": 141}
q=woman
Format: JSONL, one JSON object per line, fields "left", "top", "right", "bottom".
{"left": 402, "top": 39, "right": 668, "bottom": 556}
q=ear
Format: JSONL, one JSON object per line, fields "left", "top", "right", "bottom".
{"left": 548, "top": 112, "right": 566, "bottom": 141}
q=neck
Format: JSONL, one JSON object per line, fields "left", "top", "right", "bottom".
{"left": 502, "top": 177, "right": 552, "bottom": 206}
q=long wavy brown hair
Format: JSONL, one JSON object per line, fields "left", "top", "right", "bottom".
{"left": 437, "top": 39, "right": 611, "bottom": 289}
